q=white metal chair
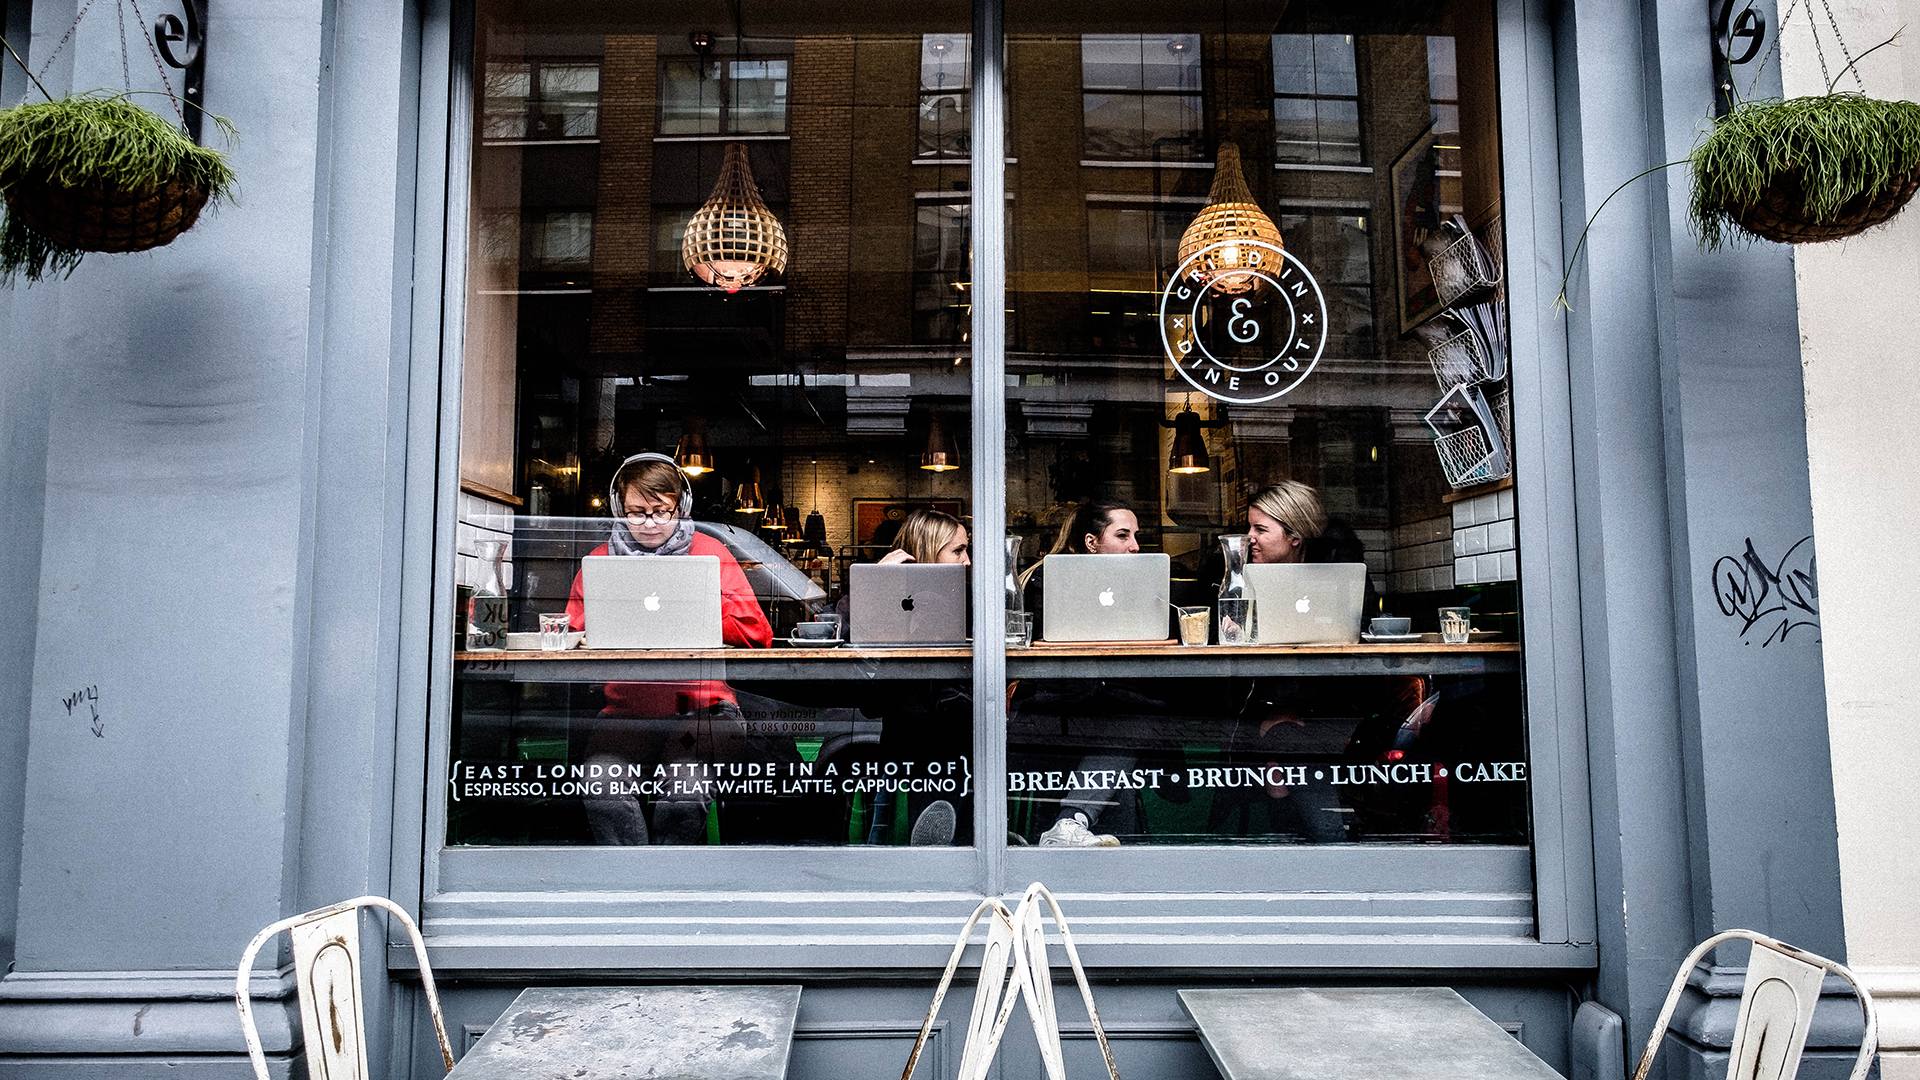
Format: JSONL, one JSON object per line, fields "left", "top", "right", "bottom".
{"left": 1632, "top": 929, "right": 1877, "bottom": 1080}
{"left": 235, "top": 895, "right": 456, "bottom": 1080}
{"left": 902, "top": 882, "right": 1120, "bottom": 1080}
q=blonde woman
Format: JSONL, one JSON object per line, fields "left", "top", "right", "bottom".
{"left": 1245, "top": 480, "right": 1328, "bottom": 564}
{"left": 878, "top": 508, "right": 972, "bottom": 566}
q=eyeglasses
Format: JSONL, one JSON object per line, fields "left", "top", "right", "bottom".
{"left": 623, "top": 507, "right": 679, "bottom": 525}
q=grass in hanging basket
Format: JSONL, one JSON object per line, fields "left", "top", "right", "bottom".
{"left": 1691, "top": 92, "right": 1920, "bottom": 248}
{"left": 0, "top": 92, "right": 237, "bottom": 283}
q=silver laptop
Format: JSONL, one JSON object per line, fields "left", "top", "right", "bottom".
{"left": 1041, "top": 553, "right": 1170, "bottom": 642}
{"left": 1244, "top": 562, "right": 1367, "bottom": 644}
{"left": 581, "top": 555, "right": 723, "bottom": 649}
{"left": 849, "top": 563, "right": 968, "bottom": 645}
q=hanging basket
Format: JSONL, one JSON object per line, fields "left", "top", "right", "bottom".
{"left": 0, "top": 93, "right": 236, "bottom": 283}
{"left": 1691, "top": 93, "right": 1920, "bottom": 248}
{"left": 4, "top": 173, "right": 210, "bottom": 253}
{"left": 1730, "top": 164, "right": 1920, "bottom": 243}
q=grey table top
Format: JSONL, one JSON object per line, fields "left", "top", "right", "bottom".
{"left": 447, "top": 985, "right": 802, "bottom": 1080}
{"left": 1178, "top": 987, "right": 1566, "bottom": 1080}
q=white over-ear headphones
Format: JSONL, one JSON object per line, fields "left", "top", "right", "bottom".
{"left": 611, "top": 452, "right": 695, "bottom": 517}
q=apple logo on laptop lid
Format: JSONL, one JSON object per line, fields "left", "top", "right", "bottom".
{"left": 901, "top": 594, "right": 915, "bottom": 612}
{"left": 644, "top": 592, "right": 661, "bottom": 612}
{"left": 1295, "top": 596, "right": 1311, "bottom": 613}
{"left": 1098, "top": 587, "right": 1115, "bottom": 607}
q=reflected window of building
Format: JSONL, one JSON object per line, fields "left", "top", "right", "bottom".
{"left": 1272, "top": 34, "right": 1359, "bottom": 165}
{"left": 1276, "top": 207, "right": 1373, "bottom": 356}
{"left": 919, "top": 35, "right": 971, "bottom": 159}
{"left": 484, "top": 59, "right": 603, "bottom": 141}
{"left": 1081, "top": 34, "right": 1205, "bottom": 162}
{"left": 661, "top": 56, "right": 791, "bottom": 135}
{"left": 1086, "top": 201, "right": 1196, "bottom": 352}
{"left": 915, "top": 199, "right": 972, "bottom": 345}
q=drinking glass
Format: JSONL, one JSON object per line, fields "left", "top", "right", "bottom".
{"left": 539, "top": 612, "right": 573, "bottom": 651}
{"left": 1438, "top": 606, "right": 1473, "bottom": 645}
{"left": 1005, "top": 610, "right": 1033, "bottom": 648}
{"left": 1176, "top": 606, "right": 1210, "bottom": 645}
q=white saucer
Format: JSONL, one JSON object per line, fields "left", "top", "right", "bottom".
{"left": 505, "top": 631, "right": 585, "bottom": 651}
{"left": 779, "top": 636, "right": 843, "bottom": 648}
{"left": 1359, "top": 632, "right": 1424, "bottom": 643}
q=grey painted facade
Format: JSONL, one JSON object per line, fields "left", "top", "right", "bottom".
{"left": 0, "top": 1, "right": 1860, "bottom": 1078}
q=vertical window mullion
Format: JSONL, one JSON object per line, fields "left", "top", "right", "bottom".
{"left": 970, "top": 0, "right": 1008, "bottom": 898}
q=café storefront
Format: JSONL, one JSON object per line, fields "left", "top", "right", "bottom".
{"left": 0, "top": 0, "right": 1853, "bottom": 1075}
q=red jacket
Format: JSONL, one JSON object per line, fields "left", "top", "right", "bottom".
{"left": 566, "top": 532, "right": 772, "bottom": 714}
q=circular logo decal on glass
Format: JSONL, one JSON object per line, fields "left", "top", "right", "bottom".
{"left": 1159, "top": 239, "right": 1328, "bottom": 405}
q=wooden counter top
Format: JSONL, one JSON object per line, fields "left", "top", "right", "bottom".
{"left": 454, "top": 642, "right": 1519, "bottom": 681}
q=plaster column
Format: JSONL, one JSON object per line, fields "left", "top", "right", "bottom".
{"left": 1785, "top": 0, "right": 1920, "bottom": 1074}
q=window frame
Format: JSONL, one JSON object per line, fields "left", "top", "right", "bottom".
{"left": 658, "top": 54, "right": 794, "bottom": 137}
{"left": 1271, "top": 32, "right": 1364, "bottom": 167}
{"left": 391, "top": 0, "right": 1599, "bottom": 974}
{"left": 1078, "top": 33, "right": 1207, "bottom": 164}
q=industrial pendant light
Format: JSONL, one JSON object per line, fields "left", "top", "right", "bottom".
{"left": 683, "top": 142, "right": 789, "bottom": 292}
{"left": 920, "top": 412, "right": 960, "bottom": 472}
{"left": 1166, "top": 410, "right": 1212, "bottom": 474}
{"left": 1164, "top": 396, "right": 1226, "bottom": 474}
{"left": 1176, "top": 142, "right": 1284, "bottom": 295}
{"left": 674, "top": 417, "right": 714, "bottom": 476}
{"left": 803, "top": 458, "right": 829, "bottom": 552}
{"left": 734, "top": 462, "right": 766, "bottom": 513}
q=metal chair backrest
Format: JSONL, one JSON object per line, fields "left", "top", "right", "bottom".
{"left": 901, "top": 882, "right": 1120, "bottom": 1080}
{"left": 234, "top": 895, "right": 456, "bottom": 1080}
{"left": 1632, "top": 929, "right": 1877, "bottom": 1080}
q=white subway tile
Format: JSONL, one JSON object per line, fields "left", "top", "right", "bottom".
{"left": 1451, "top": 501, "right": 1471, "bottom": 529}
{"left": 1497, "top": 550, "right": 1518, "bottom": 581}
{"left": 1461, "top": 525, "right": 1489, "bottom": 556}
{"left": 1452, "top": 531, "right": 1468, "bottom": 558}
{"left": 1497, "top": 488, "right": 1516, "bottom": 520}
{"left": 1486, "top": 519, "right": 1515, "bottom": 553}
{"left": 1435, "top": 564, "right": 1454, "bottom": 590}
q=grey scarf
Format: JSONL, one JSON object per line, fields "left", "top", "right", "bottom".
{"left": 609, "top": 517, "right": 695, "bottom": 557}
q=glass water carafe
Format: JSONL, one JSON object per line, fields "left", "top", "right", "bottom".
{"left": 1218, "top": 534, "right": 1249, "bottom": 599}
{"left": 466, "top": 540, "right": 509, "bottom": 651}
{"left": 1005, "top": 534, "right": 1025, "bottom": 613}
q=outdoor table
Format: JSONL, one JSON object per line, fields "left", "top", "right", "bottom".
{"left": 446, "top": 984, "right": 802, "bottom": 1080}
{"left": 1178, "top": 987, "right": 1565, "bottom": 1080}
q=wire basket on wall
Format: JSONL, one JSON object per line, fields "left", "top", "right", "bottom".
{"left": 1428, "top": 216, "right": 1501, "bottom": 307}
{"left": 1427, "top": 322, "right": 1494, "bottom": 392}
{"left": 1425, "top": 382, "right": 1512, "bottom": 490}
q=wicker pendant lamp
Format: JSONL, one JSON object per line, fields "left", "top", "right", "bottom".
{"left": 1176, "top": 142, "right": 1284, "bottom": 296}
{"left": 683, "top": 143, "right": 789, "bottom": 292}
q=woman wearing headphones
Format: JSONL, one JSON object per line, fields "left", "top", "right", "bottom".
{"left": 564, "top": 453, "right": 772, "bottom": 649}
{"left": 566, "top": 453, "right": 771, "bottom": 845}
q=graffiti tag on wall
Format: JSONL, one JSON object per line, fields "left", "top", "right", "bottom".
{"left": 1712, "top": 535, "right": 1818, "bottom": 646}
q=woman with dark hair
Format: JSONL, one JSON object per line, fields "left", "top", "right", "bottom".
{"left": 1011, "top": 499, "right": 1152, "bottom": 848}
{"left": 1017, "top": 500, "right": 1138, "bottom": 633}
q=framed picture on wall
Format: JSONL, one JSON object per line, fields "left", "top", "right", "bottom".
{"left": 851, "top": 500, "right": 966, "bottom": 557}
{"left": 1391, "top": 125, "right": 1446, "bottom": 334}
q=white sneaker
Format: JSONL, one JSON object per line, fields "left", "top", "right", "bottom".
{"left": 1039, "top": 816, "right": 1119, "bottom": 847}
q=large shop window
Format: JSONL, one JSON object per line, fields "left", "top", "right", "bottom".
{"left": 998, "top": 0, "right": 1519, "bottom": 861}
{"left": 443, "top": 0, "right": 1527, "bottom": 901}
